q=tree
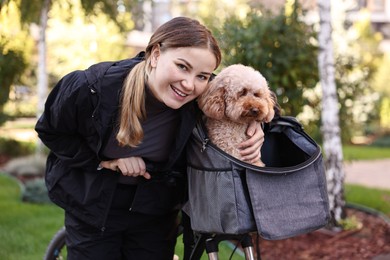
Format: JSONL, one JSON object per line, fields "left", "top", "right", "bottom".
{"left": 215, "top": 1, "right": 318, "bottom": 117}
{"left": 1, "top": 0, "right": 136, "bottom": 152}
{"left": 0, "top": 1, "right": 31, "bottom": 125}
{"left": 317, "top": 0, "right": 345, "bottom": 226}
{"left": 14, "top": 0, "right": 134, "bottom": 118}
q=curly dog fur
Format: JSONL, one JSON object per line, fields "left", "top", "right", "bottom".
{"left": 198, "top": 64, "right": 275, "bottom": 166}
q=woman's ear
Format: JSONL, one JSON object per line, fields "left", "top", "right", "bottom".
{"left": 150, "top": 45, "right": 161, "bottom": 67}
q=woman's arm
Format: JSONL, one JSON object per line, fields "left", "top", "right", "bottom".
{"left": 35, "top": 71, "right": 100, "bottom": 169}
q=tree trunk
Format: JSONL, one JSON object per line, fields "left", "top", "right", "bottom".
{"left": 36, "top": 0, "right": 50, "bottom": 154}
{"left": 317, "top": 0, "right": 346, "bottom": 226}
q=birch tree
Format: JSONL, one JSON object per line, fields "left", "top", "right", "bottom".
{"left": 317, "top": 0, "right": 345, "bottom": 226}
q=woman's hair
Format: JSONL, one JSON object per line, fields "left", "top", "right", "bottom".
{"left": 117, "top": 17, "right": 222, "bottom": 147}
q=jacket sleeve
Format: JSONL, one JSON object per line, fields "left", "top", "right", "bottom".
{"left": 35, "top": 70, "right": 101, "bottom": 169}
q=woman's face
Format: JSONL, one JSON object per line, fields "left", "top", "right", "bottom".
{"left": 147, "top": 46, "right": 217, "bottom": 109}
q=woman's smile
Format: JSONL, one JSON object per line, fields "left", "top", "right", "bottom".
{"left": 147, "top": 47, "right": 217, "bottom": 109}
{"left": 170, "top": 85, "right": 189, "bottom": 98}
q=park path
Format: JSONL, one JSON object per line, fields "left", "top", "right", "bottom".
{"left": 344, "top": 158, "right": 390, "bottom": 190}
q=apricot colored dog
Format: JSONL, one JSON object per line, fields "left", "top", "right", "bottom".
{"left": 198, "top": 64, "right": 275, "bottom": 166}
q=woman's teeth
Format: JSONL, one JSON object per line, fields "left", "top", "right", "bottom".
{"left": 171, "top": 86, "right": 188, "bottom": 97}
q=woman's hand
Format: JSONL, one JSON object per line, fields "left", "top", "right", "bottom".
{"left": 238, "top": 121, "right": 264, "bottom": 163}
{"left": 100, "top": 157, "right": 151, "bottom": 179}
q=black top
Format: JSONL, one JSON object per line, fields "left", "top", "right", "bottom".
{"left": 102, "top": 86, "right": 180, "bottom": 183}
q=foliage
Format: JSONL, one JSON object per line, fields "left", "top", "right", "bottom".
{"left": 334, "top": 17, "right": 383, "bottom": 141}
{"left": 0, "top": 42, "right": 26, "bottom": 120}
{"left": 215, "top": 2, "right": 319, "bottom": 117}
{"left": 186, "top": 0, "right": 250, "bottom": 31}
{"left": 0, "top": 34, "right": 29, "bottom": 124}
{"left": 23, "top": 178, "right": 51, "bottom": 204}
{"left": 379, "top": 97, "right": 390, "bottom": 130}
{"left": 338, "top": 215, "right": 362, "bottom": 231}
{"left": 0, "top": 0, "right": 135, "bottom": 121}
{"left": 46, "top": 0, "right": 132, "bottom": 82}
{"left": 374, "top": 53, "right": 390, "bottom": 130}
{"left": 0, "top": 137, "right": 35, "bottom": 157}
{"left": 3, "top": 92, "right": 37, "bottom": 118}
{"left": 0, "top": 2, "right": 34, "bottom": 124}
{"left": 16, "top": 0, "right": 134, "bottom": 31}
{"left": 370, "top": 134, "right": 390, "bottom": 147}
{"left": 291, "top": 7, "right": 383, "bottom": 143}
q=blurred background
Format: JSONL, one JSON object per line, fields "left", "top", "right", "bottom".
{"left": 1, "top": 1, "right": 390, "bottom": 259}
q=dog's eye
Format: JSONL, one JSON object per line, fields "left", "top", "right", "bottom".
{"left": 238, "top": 89, "right": 248, "bottom": 97}
{"left": 254, "top": 92, "right": 261, "bottom": 97}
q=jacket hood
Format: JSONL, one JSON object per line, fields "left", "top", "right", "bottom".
{"left": 84, "top": 52, "right": 145, "bottom": 92}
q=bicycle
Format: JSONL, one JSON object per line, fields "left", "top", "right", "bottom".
{"left": 44, "top": 225, "right": 260, "bottom": 260}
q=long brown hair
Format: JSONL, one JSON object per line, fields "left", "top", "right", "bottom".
{"left": 117, "top": 17, "right": 222, "bottom": 147}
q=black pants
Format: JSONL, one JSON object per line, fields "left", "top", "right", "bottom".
{"left": 65, "top": 184, "right": 179, "bottom": 260}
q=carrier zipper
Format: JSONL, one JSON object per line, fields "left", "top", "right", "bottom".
{"left": 195, "top": 122, "right": 322, "bottom": 174}
{"left": 201, "top": 138, "right": 209, "bottom": 152}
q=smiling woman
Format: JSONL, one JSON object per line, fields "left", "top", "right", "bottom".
{"left": 34, "top": 16, "right": 266, "bottom": 260}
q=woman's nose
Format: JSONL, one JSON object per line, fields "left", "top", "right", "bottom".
{"left": 181, "top": 76, "right": 195, "bottom": 92}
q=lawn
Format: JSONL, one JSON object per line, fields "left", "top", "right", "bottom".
{"left": 343, "top": 145, "right": 390, "bottom": 161}
{"left": 0, "top": 174, "right": 63, "bottom": 260}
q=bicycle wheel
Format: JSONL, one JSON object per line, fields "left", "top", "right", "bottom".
{"left": 44, "top": 226, "right": 67, "bottom": 260}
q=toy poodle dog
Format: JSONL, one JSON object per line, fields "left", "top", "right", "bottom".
{"left": 197, "top": 64, "right": 275, "bottom": 167}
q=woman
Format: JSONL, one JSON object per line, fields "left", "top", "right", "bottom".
{"left": 36, "top": 17, "right": 264, "bottom": 259}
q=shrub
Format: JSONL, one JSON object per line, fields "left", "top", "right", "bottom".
{"left": 371, "top": 135, "right": 390, "bottom": 147}
{"left": 2, "top": 154, "right": 46, "bottom": 180}
{"left": 0, "top": 137, "right": 35, "bottom": 157}
{"left": 22, "top": 178, "right": 51, "bottom": 204}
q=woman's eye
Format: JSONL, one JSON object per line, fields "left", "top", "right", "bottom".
{"left": 198, "top": 75, "right": 209, "bottom": 81}
{"left": 177, "top": 64, "right": 187, "bottom": 71}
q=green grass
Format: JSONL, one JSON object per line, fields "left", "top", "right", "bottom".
{"left": 0, "top": 174, "right": 64, "bottom": 260}
{"left": 345, "top": 184, "right": 390, "bottom": 217}
{"left": 343, "top": 145, "right": 390, "bottom": 161}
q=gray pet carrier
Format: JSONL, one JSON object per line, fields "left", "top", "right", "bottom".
{"left": 184, "top": 116, "right": 330, "bottom": 240}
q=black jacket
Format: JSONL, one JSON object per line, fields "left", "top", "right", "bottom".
{"left": 35, "top": 53, "right": 200, "bottom": 230}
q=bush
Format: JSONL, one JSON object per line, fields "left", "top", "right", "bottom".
{"left": 216, "top": 3, "right": 318, "bottom": 117}
{"left": 371, "top": 135, "right": 390, "bottom": 147}
{"left": 2, "top": 154, "right": 46, "bottom": 180}
{"left": 22, "top": 178, "right": 51, "bottom": 204}
{"left": 0, "top": 137, "right": 35, "bottom": 157}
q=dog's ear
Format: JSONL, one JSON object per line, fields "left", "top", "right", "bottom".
{"left": 198, "top": 85, "right": 225, "bottom": 120}
{"left": 264, "top": 95, "right": 276, "bottom": 122}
